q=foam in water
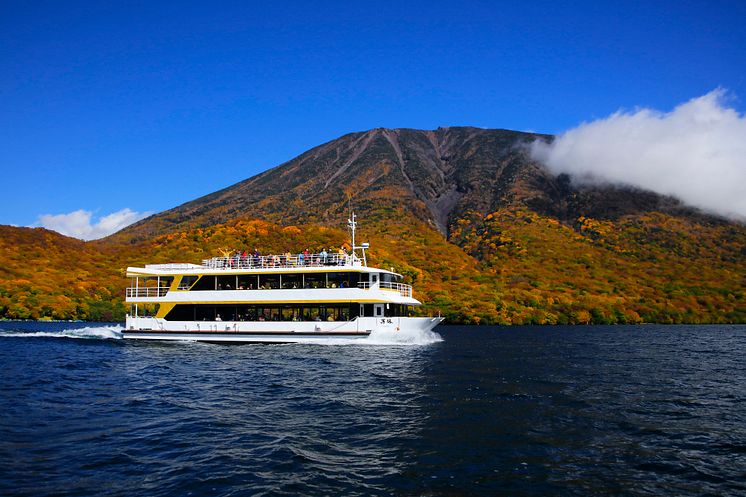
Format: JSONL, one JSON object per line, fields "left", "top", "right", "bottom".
{"left": 362, "top": 327, "right": 443, "bottom": 346}
{"left": 308, "top": 327, "right": 444, "bottom": 346}
{"left": 0, "top": 325, "right": 123, "bottom": 340}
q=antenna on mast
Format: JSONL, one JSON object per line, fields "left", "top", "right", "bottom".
{"left": 347, "top": 199, "right": 368, "bottom": 266}
{"left": 348, "top": 211, "right": 357, "bottom": 253}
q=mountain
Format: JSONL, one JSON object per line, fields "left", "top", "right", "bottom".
{"left": 112, "top": 126, "right": 709, "bottom": 243}
{"left": 3, "top": 127, "right": 744, "bottom": 324}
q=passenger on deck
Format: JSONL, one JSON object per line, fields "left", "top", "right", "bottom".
{"left": 215, "top": 314, "right": 222, "bottom": 321}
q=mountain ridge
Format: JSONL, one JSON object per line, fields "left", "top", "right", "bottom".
{"left": 107, "top": 126, "right": 554, "bottom": 242}
{"left": 109, "top": 125, "right": 722, "bottom": 246}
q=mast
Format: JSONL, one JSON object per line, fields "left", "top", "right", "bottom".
{"left": 348, "top": 211, "right": 368, "bottom": 266}
{"left": 349, "top": 211, "right": 356, "bottom": 253}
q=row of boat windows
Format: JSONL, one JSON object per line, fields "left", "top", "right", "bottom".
{"left": 182, "top": 273, "right": 388, "bottom": 291}
{"left": 158, "top": 303, "right": 415, "bottom": 322}
{"left": 133, "top": 273, "right": 404, "bottom": 292}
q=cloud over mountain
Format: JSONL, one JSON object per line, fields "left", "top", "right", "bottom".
{"left": 36, "top": 208, "right": 151, "bottom": 240}
{"left": 531, "top": 90, "right": 746, "bottom": 221}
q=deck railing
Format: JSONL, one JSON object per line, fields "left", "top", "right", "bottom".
{"left": 126, "top": 287, "right": 169, "bottom": 298}
{"left": 201, "top": 253, "right": 357, "bottom": 270}
{"left": 358, "top": 281, "right": 413, "bottom": 298}
{"left": 144, "top": 263, "right": 203, "bottom": 270}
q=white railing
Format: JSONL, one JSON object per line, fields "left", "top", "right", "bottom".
{"left": 357, "top": 281, "right": 413, "bottom": 298}
{"left": 126, "top": 287, "right": 169, "bottom": 298}
{"left": 201, "top": 252, "right": 358, "bottom": 270}
{"left": 144, "top": 263, "right": 203, "bottom": 270}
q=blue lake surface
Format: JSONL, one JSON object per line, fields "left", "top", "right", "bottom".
{"left": 1, "top": 322, "right": 745, "bottom": 496}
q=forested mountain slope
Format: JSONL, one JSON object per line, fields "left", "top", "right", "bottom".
{"left": 3, "top": 127, "right": 744, "bottom": 323}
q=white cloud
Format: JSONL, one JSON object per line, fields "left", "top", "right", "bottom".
{"left": 531, "top": 89, "right": 746, "bottom": 221}
{"left": 36, "top": 208, "right": 151, "bottom": 240}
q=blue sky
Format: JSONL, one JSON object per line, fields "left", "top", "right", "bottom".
{"left": 2, "top": 1, "right": 745, "bottom": 236}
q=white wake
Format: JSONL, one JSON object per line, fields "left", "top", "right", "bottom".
{"left": 306, "top": 327, "right": 444, "bottom": 346}
{"left": 362, "top": 327, "right": 443, "bottom": 346}
{"left": 0, "top": 325, "right": 123, "bottom": 340}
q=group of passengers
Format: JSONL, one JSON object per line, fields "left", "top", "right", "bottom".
{"left": 221, "top": 246, "right": 350, "bottom": 268}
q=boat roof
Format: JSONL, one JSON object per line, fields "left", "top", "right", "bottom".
{"left": 126, "top": 253, "right": 402, "bottom": 278}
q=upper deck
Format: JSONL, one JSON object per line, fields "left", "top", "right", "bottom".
{"left": 125, "top": 249, "right": 415, "bottom": 303}
{"left": 129, "top": 251, "right": 370, "bottom": 277}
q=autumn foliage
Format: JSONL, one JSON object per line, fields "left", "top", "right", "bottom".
{"left": 1, "top": 207, "right": 744, "bottom": 324}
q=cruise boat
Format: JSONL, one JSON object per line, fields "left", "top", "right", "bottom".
{"left": 123, "top": 215, "right": 443, "bottom": 343}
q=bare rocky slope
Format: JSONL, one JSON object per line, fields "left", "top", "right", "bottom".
{"left": 109, "top": 126, "right": 713, "bottom": 245}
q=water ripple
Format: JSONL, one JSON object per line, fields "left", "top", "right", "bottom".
{"left": 0, "top": 323, "right": 745, "bottom": 496}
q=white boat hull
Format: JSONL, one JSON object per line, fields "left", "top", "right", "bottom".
{"left": 123, "top": 316, "right": 443, "bottom": 343}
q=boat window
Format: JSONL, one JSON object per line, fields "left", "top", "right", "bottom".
{"left": 371, "top": 274, "right": 378, "bottom": 284}
{"left": 323, "top": 306, "right": 348, "bottom": 321}
{"left": 195, "top": 306, "right": 215, "bottom": 321}
{"left": 349, "top": 305, "right": 360, "bottom": 319}
{"left": 264, "top": 306, "right": 281, "bottom": 321}
{"left": 243, "top": 306, "right": 258, "bottom": 321}
{"left": 163, "top": 303, "right": 367, "bottom": 322}
{"left": 178, "top": 276, "right": 198, "bottom": 290}
{"left": 217, "top": 275, "right": 236, "bottom": 290}
{"left": 211, "top": 305, "right": 234, "bottom": 321}
{"left": 303, "top": 273, "right": 325, "bottom": 289}
{"left": 281, "top": 273, "right": 301, "bottom": 289}
{"left": 385, "top": 304, "right": 408, "bottom": 317}
{"left": 282, "top": 306, "right": 300, "bottom": 321}
{"left": 191, "top": 276, "right": 216, "bottom": 291}
{"left": 326, "top": 272, "right": 350, "bottom": 288}
{"left": 339, "top": 307, "right": 350, "bottom": 321}
{"left": 165, "top": 305, "right": 195, "bottom": 321}
{"left": 238, "top": 275, "right": 257, "bottom": 290}
{"left": 138, "top": 303, "right": 160, "bottom": 317}
{"left": 259, "top": 274, "right": 280, "bottom": 289}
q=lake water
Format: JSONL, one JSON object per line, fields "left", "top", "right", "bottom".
{"left": 1, "top": 322, "right": 745, "bottom": 496}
